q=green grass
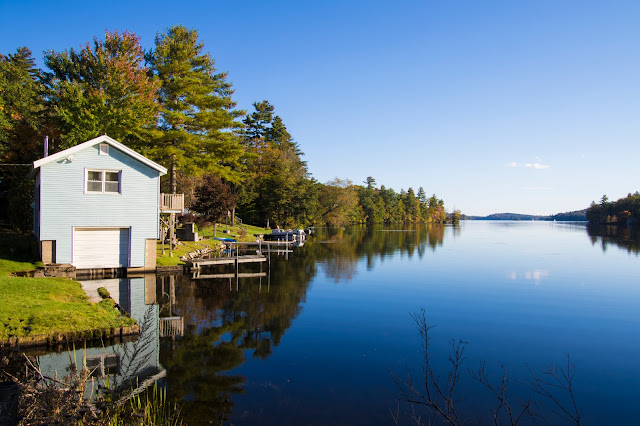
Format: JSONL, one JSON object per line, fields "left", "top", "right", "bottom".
{"left": 156, "top": 222, "right": 271, "bottom": 266}
{"left": 0, "top": 258, "right": 135, "bottom": 340}
{"left": 156, "top": 239, "right": 218, "bottom": 266}
{"left": 198, "top": 222, "right": 270, "bottom": 240}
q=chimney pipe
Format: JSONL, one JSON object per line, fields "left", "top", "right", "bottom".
{"left": 44, "top": 136, "right": 48, "bottom": 157}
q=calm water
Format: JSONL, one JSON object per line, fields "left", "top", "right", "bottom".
{"left": 48, "top": 222, "right": 640, "bottom": 424}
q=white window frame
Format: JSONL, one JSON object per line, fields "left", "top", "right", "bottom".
{"left": 98, "top": 143, "right": 109, "bottom": 155}
{"left": 85, "top": 353, "right": 120, "bottom": 377}
{"left": 85, "top": 169, "right": 122, "bottom": 194}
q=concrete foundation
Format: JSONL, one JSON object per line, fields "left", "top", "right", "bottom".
{"left": 145, "top": 238, "right": 157, "bottom": 270}
{"left": 40, "top": 240, "right": 56, "bottom": 264}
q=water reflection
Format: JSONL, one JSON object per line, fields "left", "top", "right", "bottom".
{"left": 38, "top": 277, "right": 163, "bottom": 401}
{"left": 308, "top": 224, "right": 446, "bottom": 282}
{"left": 19, "top": 221, "right": 638, "bottom": 424}
{"left": 587, "top": 223, "right": 640, "bottom": 254}
{"left": 154, "top": 224, "right": 451, "bottom": 422}
{"left": 507, "top": 269, "right": 550, "bottom": 285}
{"left": 0, "top": 224, "right": 443, "bottom": 422}
{"left": 157, "top": 252, "right": 317, "bottom": 424}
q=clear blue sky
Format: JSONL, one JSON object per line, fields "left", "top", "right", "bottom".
{"left": 2, "top": 0, "right": 639, "bottom": 216}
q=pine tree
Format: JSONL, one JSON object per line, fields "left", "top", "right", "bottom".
{"left": 0, "top": 47, "right": 48, "bottom": 230}
{"left": 0, "top": 47, "right": 44, "bottom": 163}
{"left": 238, "top": 101, "right": 312, "bottom": 226}
{"left": 146, "top": 25, "right": 244, "bottom": 193}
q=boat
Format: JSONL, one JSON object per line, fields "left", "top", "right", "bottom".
{"left": 263, "top": 229, "right": 306, "bottom": 242}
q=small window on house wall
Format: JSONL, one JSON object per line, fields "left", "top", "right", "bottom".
{"left": 85, "top": 353, "right": 120, "bottom": 377}
{"left": 99, "top": 143, "right": 109, "bottom": 155}
{"left": 86, "top": 169, "right": 121, "bottom": 193}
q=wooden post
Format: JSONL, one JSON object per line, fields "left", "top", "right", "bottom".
{"left": 169, "top": 274, "right": 175, "bottom": 309}
{"left": 169, "top": 213, "right": 174, "bottom": 257}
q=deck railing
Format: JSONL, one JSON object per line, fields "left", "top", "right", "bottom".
{"left": 160, "top": 316, "right": 184, "bottom": 338}
{"left": 160, "top": 193, "right": 184, "bottom": 213}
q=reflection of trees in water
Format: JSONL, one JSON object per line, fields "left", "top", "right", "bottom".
{"left": 157, "top": 254, "right": 316, "bottom": 424}
{"left": 587, "top": 224, "right": 640, "bottom": 254}
{"left": 308, "top": 224, "right": 446, "bottom": 282}
{"left": 156, "top": 224, "right": 449, "bottom": 422}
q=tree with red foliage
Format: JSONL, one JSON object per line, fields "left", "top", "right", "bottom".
{"left": 191, "top": 174, "right": 236, "bottom": 223}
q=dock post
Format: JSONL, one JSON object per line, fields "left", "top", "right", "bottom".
{"left": 169, "top": 213, "right": 175, "bottom": 257}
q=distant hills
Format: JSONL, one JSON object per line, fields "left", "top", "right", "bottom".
{"left": 466, "top": 209, "right": 587, "bottom": 221}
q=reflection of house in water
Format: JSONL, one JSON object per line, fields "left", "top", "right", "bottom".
{"left": 37, "top": 276, "right": 180, "bottom": 398}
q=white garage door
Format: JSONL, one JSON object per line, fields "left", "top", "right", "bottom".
{"left": 73, "top": 228, "right": 130, "bottom": 269}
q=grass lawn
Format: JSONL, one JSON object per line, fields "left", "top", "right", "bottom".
{"left": 156, "top": 222, "right": 270, "bottom": 266}
{"left": 198, "top": 223, "right": 270, "bottom": 240}
{"left": 0, "top": 258, "right": 135, "bottom": 341}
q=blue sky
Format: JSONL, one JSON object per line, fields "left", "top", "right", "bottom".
{"left": 1, "top": 0, "right": 639, "bottom": 215}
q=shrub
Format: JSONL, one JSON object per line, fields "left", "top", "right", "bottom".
{"left": 97, "top": 287, "right": 111, "bottom": 299}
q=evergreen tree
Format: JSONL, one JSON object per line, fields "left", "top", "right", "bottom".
{"left": 238, "top": 101, "right": 312, "bottom": 226}
{"left": 365, "top": 176, "right": 376, "bottom": 190}
{"left": 0, "top": 47, "right": 45, "bottom": 163}
{"left": 243, "top": 100, "right": 274, "bottom": 148}
{"left": 404, "top": 187, "right": 420, "bottom": 222}
{"left": 359, "top": 177, "right": 384, "bottom": 223}
{"left": 146, "top": 25, "right": 244, "bottom": 193}
{"left": 417, "top": 187, "right": 428, "bottom": 220}
{"left": 0, "top": 47, "right": 48, "bottom": 230}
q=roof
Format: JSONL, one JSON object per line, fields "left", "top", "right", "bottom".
{"left": 32, "top": 135, "right": 167, "bottom": 175}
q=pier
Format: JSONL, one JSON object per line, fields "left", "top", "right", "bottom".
{"left": 185, "top": 240, "right": 295, "bottom": 271}
{"left": 188, "top": 254, "right": 267, "bottom": 270}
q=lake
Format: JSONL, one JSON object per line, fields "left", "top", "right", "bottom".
{"left": 42, "top": 221, "right": 640, "bottom": 424}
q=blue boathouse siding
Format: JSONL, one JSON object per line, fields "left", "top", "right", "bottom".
{"left": 38, "top": 143, "right": 160, "bottom": 267}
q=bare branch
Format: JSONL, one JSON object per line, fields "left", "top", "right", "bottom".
{"left": 523, "top": 354, "right": 580, "bottom": 425}
{"left": 393, "top": 310, "right": 580, "bottom": 426}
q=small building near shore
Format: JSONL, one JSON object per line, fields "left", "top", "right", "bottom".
{"left": 32, "top": 135, "right": 167, "bottom": 270}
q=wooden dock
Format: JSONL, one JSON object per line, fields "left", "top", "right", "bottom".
{"left": 187, "top": 254, "right": 267, "bottom": 270}
{"left": 192, "top": 272, "right": 268, "bottom": 280}
{"left": 185, "top": 239, "right": 296, "bottom": 271}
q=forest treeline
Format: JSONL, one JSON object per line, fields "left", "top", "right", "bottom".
{"left": 586, "top": 192, "right": 640, "bottom": 226}
{"left": 0, "top": 26, "right": 449, "bottom": 231}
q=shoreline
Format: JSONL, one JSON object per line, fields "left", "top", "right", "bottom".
{"left": 2, "top": 323, "right": 140, "bottom": 349}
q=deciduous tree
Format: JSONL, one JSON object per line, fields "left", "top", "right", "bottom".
{"left": 319, "top": 178, "right": 359, "bottom": 226}
{"left": 191, "top": 174, "right": 237, "bottom": 223}
{"left": 43, "top": 30, "right": 159, "bottom": 150}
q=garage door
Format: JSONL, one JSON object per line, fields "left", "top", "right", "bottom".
{"left": 73, "top": 228, "right": 130, "bottom": 268}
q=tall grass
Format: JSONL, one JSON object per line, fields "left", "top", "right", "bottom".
{"left": 1, "top": 307, "right": 185, "bottom": 425}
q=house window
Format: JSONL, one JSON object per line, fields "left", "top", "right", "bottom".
{"left": 85, "top": 354, "right": 120, "bottom": 377}
{"left": 99, "top": 143, "right": 109, "bottom": 155}
{"left": 86, "top": 169, "right": 121, "bottom": 193}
